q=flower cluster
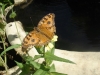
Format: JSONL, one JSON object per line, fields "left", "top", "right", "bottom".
{"left": 45, "top": 35, "right": 58, "bottom": 51}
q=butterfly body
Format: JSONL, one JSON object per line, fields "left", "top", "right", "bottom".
{"left": 22, "top": 13, "right": 56, "bottom": 51}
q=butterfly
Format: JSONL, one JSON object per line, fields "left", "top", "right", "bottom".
{"left": 22, "top": 13, "right": 56, "bottom": 51}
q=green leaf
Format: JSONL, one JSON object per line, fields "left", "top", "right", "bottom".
{"left": 0, "top": 3, "right": 3, "bottom": 6}
{"left": 45, "top": 51, "right": 54, "bottom": 65}
{"left": 33, "top": 55, "right": 43, "bottom": 60}
{"left": 50, "top": 42, "right": 55, "bottom": 54}
{"left": 9, "top": 11, "right": 16, "bottom": 18}
{"left": 23, "top": 55, "right": 42, "bottom": 62}
{"left": 0, "top": 62, "right": 3, "bottom": 67}
{"left": 48, "top": 72, "right": 67, "bottom": 75}
{"left": 0, "top": 23, "right": 5, "bottom": 30}
{"left": 33, "top": 69, "right": 47, "bottom": 75}
{"left": 45, "top": 52, "right": 75, "bottom": 64}
{"left": 21, "top": 64, "right": 30, "bottom": 75}
{"left": 45, "top": 58, "right": 53, "bottom": 65}
{"left": 2, "top": 4, "right": 7, "bottom": 14}
{"left": 23, "top": 56, "right": 33, "bottom": 62}
{"left": 29, "top": 61, "right": 41, "bottom": 69}
{"left": 23, "top": 55, "right": 41, "bottom": 69}
{"left": 0, "top": 3, "right": 7, "bottom": 14}
{"left": 0, "top": 28, "right": 5, "bottom": 35}
{"left": 35, "top": 46, "right": 44, "bottom": 54}
{"left": 15, "top": 61, "right": 23, "bottom": 68}
{"left": 0, "top": 57, "right": 3, "bottom": 67}
{"left": 49, "top": 64, "right": 55, "bottom": 72}
{"left": 0, "top": 44, "right": 21, "bottom": 56}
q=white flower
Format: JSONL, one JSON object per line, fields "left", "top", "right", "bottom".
{"left": 52, "top": 35, "right": 58, "bottom": 42}
{"left": 45, "top": 42, "right": 54, "bottom": 51}
{"left": 45, "top": 35, "right": 58, "bottom": 51}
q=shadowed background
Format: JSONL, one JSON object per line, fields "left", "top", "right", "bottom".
{"left": 8, "top": 0, "right": 100, "bottom": 51}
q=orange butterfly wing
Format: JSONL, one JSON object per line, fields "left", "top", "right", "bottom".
{"left": 38, "top": 13, "right": 56, "bottom": 39}
{"left": 22, "top": 13, "right": 56, "bottom": 51}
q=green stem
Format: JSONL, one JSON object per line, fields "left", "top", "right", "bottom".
{"left": 43, "top": 46, "right": 48, "bottom": 67}
{"left": 0, "top": 56, "right": 8, "bottom": 70}
{"left": 1, "top": 36, "right": 8, "bottom": 74}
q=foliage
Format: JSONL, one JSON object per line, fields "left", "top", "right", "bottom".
{"left": 15, "top": 36, "right": 75, "bottom": 75}
{"left": 0, "top": 0, "right": 16, "bottom": 74}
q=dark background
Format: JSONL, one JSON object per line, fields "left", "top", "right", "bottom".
{"left": 14, "top": 0, "right": 100, "bottom": 51}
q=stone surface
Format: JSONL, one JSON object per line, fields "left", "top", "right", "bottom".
{"left": 5, "top": 21, "right": 100, "bottom": 75}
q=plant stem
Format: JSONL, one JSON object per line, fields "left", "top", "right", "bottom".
{"left": 1, "top": 35, "right": 8, "bottom": 74}
{"left": 43, "top": 46, "right": 48, "bottom": 67}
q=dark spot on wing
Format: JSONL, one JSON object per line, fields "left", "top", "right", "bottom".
{"left": 44, "top": 17, "right": 48, "bottom": 20}
{"left": 31, "top": 39, "right": 35, "bottom": 42}
{"left": 24, "top": 41, "right": 28, "bottom": 44}
{"left": 42, "top": 20, "right": 45, "bottom": 23}
{"left": 48, "top": 14, "right": 51, "bottom": 18}
{"left": 47, "top": 21, "right": 51, "bottom": 24}
{"left": 28, "top": 34, "right": 32, "bottom": 37}
{"left": 26, "top": 37, "right": 30, "bottom": 40}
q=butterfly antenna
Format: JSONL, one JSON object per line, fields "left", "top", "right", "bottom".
{"left": 30, "top": 17, "right": 34, "bottom": 27}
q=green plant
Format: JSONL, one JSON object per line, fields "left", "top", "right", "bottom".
{"left": 15, "top": 36, "right": 75, "bottom": 75}
{"left": 0, "top": 0, "right": 17, "bottom": 74}
{"left": 0, "top": 24, "right": 20, "bottom": 74}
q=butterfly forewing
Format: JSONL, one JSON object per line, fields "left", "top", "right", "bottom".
{"left": 38, "top": 13, "right": 56, "bottom": 39}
